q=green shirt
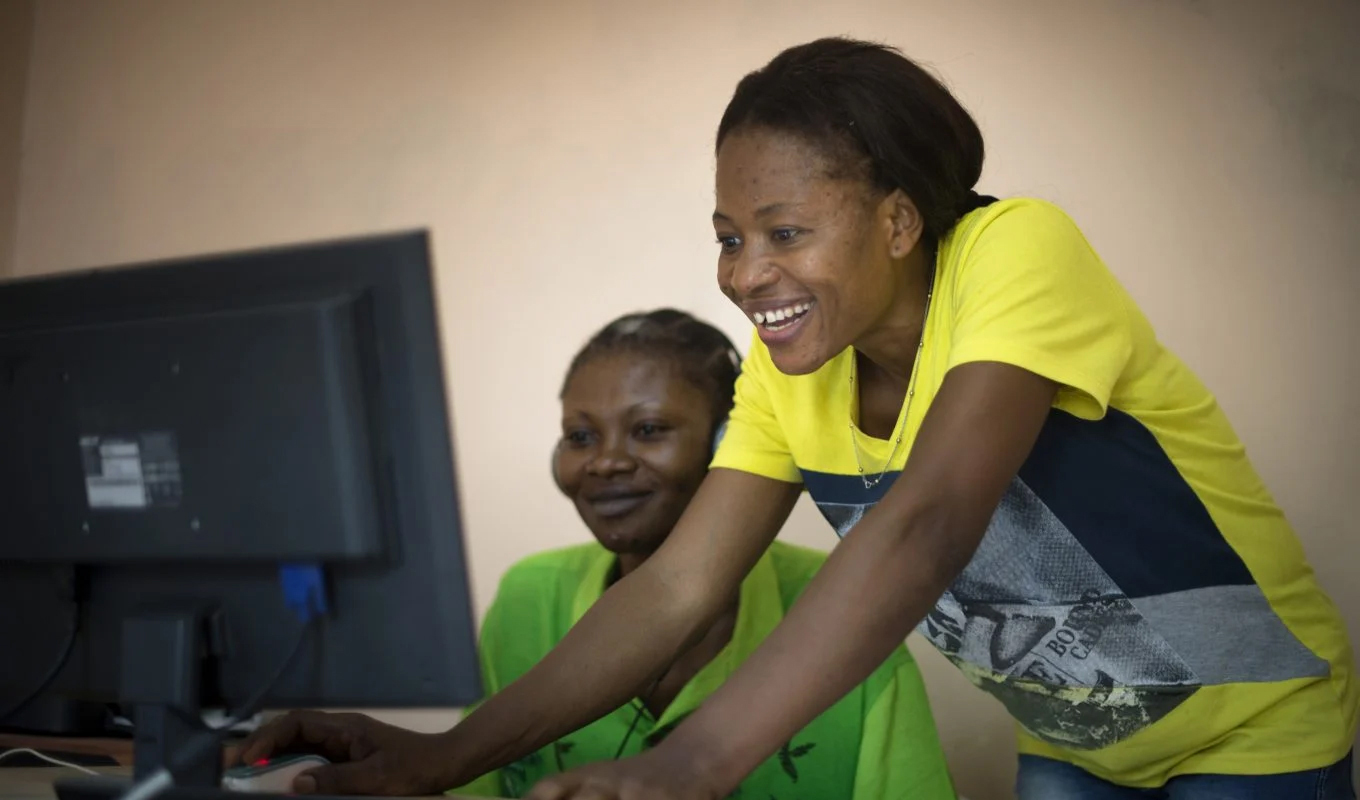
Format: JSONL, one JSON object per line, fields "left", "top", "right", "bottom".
{"left": 455, "top": 541, "right": 955, "bottom": 800}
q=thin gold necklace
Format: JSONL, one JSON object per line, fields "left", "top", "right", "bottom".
{"left": 848, "top": 267, "right": 935, "bottom": 490}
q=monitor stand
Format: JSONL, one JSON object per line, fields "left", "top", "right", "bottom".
{"left": 55, "top": 609, "right": 227, "bottom": 800}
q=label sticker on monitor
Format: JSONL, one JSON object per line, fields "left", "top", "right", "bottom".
{"left": 80, "top": 432, "right": 183, "bottom": 510}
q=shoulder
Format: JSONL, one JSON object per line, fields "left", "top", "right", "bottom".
{"left": 495, "top": 543, "right": 607, "bottom": 602}
{"left": 945, "top": 197, "right": 1097, "bottom": 269}
{"left": 941, "top": 196, "right": 1123, "bottom": 313}
{"left": 482, "top": 543, "right": 607, "bottom": 648}
{"left": 959, "top": 197, "right": 1084, "bottom": 239}
{"left": 480, "top": 544, "right": 609, "bottom": 691}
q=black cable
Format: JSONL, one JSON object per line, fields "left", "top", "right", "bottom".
{"left": 0, "top": 570, "right": 85, "bottom": 725}
{"left": 0, "top": 619, "right": 77, "bottom": 723}
{"left": 612, "top": 700, "right": 651, "bottom": 760}
{"left": 216, "top": 615, "right": 318, "bottom": 731}
{"left": 613, "top": 674, "right": 663, "bottom": 760}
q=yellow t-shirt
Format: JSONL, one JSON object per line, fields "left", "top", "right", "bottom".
{"left": 711, "top": 198, "right": 1358, "bottom": 787}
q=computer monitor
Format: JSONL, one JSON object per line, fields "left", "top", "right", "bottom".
{"left": 0, "top": 231, "right": 482, "bottom": 795}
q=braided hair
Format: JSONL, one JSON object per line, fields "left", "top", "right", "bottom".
{"left": 562, "top": 309, "right": 742, "bottom": 436}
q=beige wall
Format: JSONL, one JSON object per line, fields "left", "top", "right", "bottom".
{"left": 0, "top": 0, "right": 33, "bottom": 276}
{"left": 12, "top": 1, "right": 1360, "bottom": 797}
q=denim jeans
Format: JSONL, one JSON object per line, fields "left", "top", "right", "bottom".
{"left": 1016, "top": 751, "right": 1355, "bottom": 800}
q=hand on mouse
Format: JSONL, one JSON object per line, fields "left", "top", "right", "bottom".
{"left": 233, "top": 709, "right": 455, "bottom": 796}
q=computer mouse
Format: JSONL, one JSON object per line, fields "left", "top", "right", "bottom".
{"left": 223, "top": 754, "right": 331, "bottom": 794}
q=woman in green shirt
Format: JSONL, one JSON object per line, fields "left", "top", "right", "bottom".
{"left": 458, "top": 309, "right": 955, "bottom": 799}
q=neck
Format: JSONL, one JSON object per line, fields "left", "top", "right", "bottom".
{"left": 853, "top": 246, "right": 934, "bottom": 382}
{"left": 616, "top": 552, "right": 649, "bottom": 579}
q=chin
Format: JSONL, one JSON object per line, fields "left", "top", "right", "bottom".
{"left": 594, "top": 525, "right": 661, "bottom": 554}
{"left": 768, "top": 345, "right": 833, "bottom": 376}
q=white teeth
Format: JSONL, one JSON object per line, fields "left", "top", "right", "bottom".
{"left": 751, "top": 302, "right": 813, "bottom": 328}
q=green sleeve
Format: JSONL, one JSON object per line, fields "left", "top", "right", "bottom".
{"left": 852, "top": 648, "right": 957, "bottom": 800}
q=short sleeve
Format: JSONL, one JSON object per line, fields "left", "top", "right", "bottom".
{"left": 709, "top": 331, "right": 802, "bottom": 483}
{"left": 946, "top": 200, "right": 1133, "bottom": 420}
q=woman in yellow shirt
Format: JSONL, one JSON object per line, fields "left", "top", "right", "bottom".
{"left": 241, "top": 37, "right": 1356, "bottom": 800}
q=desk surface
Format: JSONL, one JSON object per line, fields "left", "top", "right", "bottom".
{"left": 0, "top": 768, "right": 113, "bottom": 800}
{"left": 0, "top": 768, "right": 503, "bottom": 800}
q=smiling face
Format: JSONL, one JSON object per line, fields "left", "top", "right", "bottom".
{"left": 713, "top": 128, "right": 926, "bottom": 376}
{"left": 554, "top": 351, "right": 716, "bottom": 557}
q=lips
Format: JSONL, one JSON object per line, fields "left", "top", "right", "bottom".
{"left": 744, "top": 299, "right": 815, "bottom": 345}
{"left": 585, "top": 488, "right": 654, "bottom": 518}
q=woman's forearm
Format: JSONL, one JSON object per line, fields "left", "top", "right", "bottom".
{"left": 437, "top": 564, "right": 712, "bottom": 786}
{"left": 659, "top": 502, "right": 974, "bottom": 795}
{"left": 437, "top": 469, "right": 801, "bottom": 788}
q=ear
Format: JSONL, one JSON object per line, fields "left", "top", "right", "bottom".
{"left": 550, "top": 442, "right": 568, "bottom": 494}
{"left": 878, "top": 189, "right": 925, "bottom": 259}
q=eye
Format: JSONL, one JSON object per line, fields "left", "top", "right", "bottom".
{"left": 563, "top": 429, "right": 594, "bottom": 448}
{"left": 715, "top": 234, "right": 741, "bottom": 255}
{"left": 634, "top": 421, "right": 670, "bottom": 439}
{"left": 771, "top": 227, "right": 802, "bottom": 244}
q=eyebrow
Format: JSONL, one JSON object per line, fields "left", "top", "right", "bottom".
{"left": 561, "top": 400, "right": 671, "bottom": 422}
{"left": 712, "top": 202, "right": 794, "bottom": 224}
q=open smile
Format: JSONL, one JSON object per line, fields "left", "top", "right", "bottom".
{"left": 747, "top": 300, "right": 815, "bottom": 344}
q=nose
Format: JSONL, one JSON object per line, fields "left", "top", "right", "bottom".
{"left": 722, "top": 250, "right": 779, "bottom": 300}
{"left": 585, "top": 433, "right": 636, "bottom": 478}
